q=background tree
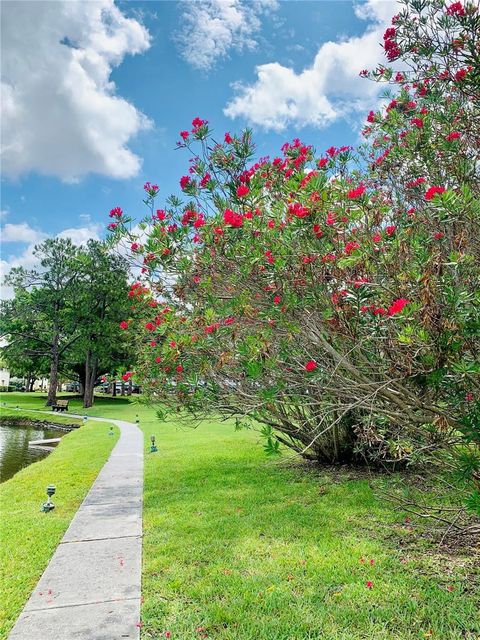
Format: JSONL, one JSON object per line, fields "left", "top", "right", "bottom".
{"left": 1, "top": 239, "right": 82, "bottom": 405}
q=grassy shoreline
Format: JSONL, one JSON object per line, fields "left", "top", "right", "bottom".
{"left": 1, "top": 393, "right": 478, "bottom": 639}
{"left": 0, "top": 404, "right": 119, "bottom": 636}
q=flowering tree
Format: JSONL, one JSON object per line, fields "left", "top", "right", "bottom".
{"left": 109, "top": 0, "right": 479, "bottom": 488}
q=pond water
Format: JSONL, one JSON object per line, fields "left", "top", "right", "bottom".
{"left": 0, "top": 423, "right": 67, "bottom": 483}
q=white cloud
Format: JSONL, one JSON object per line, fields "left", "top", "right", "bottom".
{"left": 1, "top": 223, "right": 47, "bottom": 244}
{"left": 175, "top": 0, "right": 278, "bottom": 71}
{"left": 0, "top": 210, "right": 9, "bottom": 221}
{"left": 1, "top": 0, "right": 152, "bottom": 182}
{"left": 224, "top": 0, "right": 398, "bottom": 131}
{"left": 1, "top": 222, "right": 103, "bottom": 299}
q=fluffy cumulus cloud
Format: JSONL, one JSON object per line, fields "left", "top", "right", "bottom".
{"left": 0, "top": 221, "right": 102, "bottom": 299}
{"left": 224, "top": 0, "right": 397, "bottom": 131}
{"left": 1, "top": 223, "right": 47, "bottom": 244}
{"left": 1, "top": 0, "right": 151, "bottom": 182}
{"left": 175, "top": 0, "right": 278, "bottom": 71}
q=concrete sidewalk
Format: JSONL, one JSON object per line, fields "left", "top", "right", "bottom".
{"left": 8, "top": 415, "right": 144, "bottom": 640}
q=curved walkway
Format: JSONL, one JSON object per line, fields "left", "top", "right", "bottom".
{"left": 8, "top": 414, "right": 144, "bottom": 640}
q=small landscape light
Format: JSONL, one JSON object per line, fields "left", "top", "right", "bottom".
{"left": 150, "top": 434, "right": 158, "bottom": 453}
{"left": 135, "top": 414, "right": 140, "bottom": 424}
{"left": 83, "top": 415, "right": 88, "bottom": 423}
{"left": 41, "top": 485, "right": 56, "bottom": 513}
{"left": 109, "top": 425, "right": 114, "bottom": 436}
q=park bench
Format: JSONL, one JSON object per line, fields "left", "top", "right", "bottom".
{"left": 51, "top": 400, "right": 69, "bottom": 412}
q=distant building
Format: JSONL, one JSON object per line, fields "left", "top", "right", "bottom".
{"left": 0, "top": 368, "right": 10, "bottom": 388}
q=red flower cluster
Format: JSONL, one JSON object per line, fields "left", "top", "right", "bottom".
{"left": 109, "top": 207, "right": 123, "bottom": 218}
{"left": 122, "top": 371, "right": 133, "bottom": 382}
{"left": 289, "top": 202, "right": 310, "bottom": 218}
{"left": 305, "top": 360, "right": 317, "bottom": 372}
{"left": 347, "top": 183, "right": 366, "bottom": 199}
{"left": 119, "top": 320, "right": 129, "bottom": 330}
{"left": 387, "top": 298, "right": 409, "bottom": 316}
{"left": 446, "top": 131, "right": 461, "bottom": 141}
{"left": 425, "top": 186, "right": 446, "bottom": 200}
{"left": 224, "top": 208, "right": 243, "bottom": 227}
{"left": 446, "top": 2, "right": 466, "bottom": 16}
{"left": 236, "top": 184, "right": 249, "bottom": 198}
{"left": 383, "top": 27, "right": 401, "bottom": 61}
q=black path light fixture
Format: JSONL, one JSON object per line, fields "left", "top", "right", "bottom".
{"left": 135, "top": 414, "right": 140, "bottom": 424}
{"left": 109, "top": 425, "right": 114, "bottom": 436}
{"left": 41, "top": 485, "right": 56, "bottom": 512}
{"left": 150, "top": 434, "right": 158, "bottom": 453}
{"left": 83, "top": 415, "right": 88, "bottom": 424}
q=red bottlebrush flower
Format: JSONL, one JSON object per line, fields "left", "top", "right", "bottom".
{"left": 434, "top": 232, "right": 445, "bottom": 240}
{"left": 313, "top": 224, "right": 323, "bottom": 238}
{"left": 180, "top": 130, "right": 189, "bottom": 141}
{"left": 454, "top": 68, "right": 467, "bottom": 81}
{"left": 425, "top": 185, "right": 446, "bottom": 200}
{"left": 192, "top": 117, "right": 207, "bottom": 130}
{"left": 224, "top": 316, "right": 235, "bottom": 325}
{"left": 169, "top": 341, "right": 177, "bottom": 348}
{"left": 155, "top": 356, "right": 162, "bottom": 364}
{"left": 180, "top": 175, "right": 191, "bottom": 190}
{"left": 164, "top": 633, "right": 172, "bottom": 639}
{"left": 122, "top": 371, "right": 133, "bottom": 382}
{"left": 317, "top": 157, "right": 328, "bottom": 168}
{"left": 273, "top": 295, "right": 282, "bottom": 305}
{"left": 411, "top": 118, "right": 424, "bottom": 128}
{"left": 305, "top": 360, "right": 317, "bottom": 373}
{"left": 289, "top": 202, "right": 310, "bottom": 218}
{"left": 446, "top": 131, "right": 461, "bottom": 141}
{"left": 156, "top": 209, "right": 167, "bottom": 221}
{"left": 131, "top": 242, "right": 140, "bottom": 251}
{"left": 373, "top": 307, "right": 387, "bottom": 316}
{"left": 347, "top": 183, "right": 366, "bottom": 199}
{"left": 109, "top": 206, "right": 123, "bottom": 218}
{"left": 200, "top": 173, "right": 211, "bottom": 189}
{"left": 176, "top": 365, "right": 183, "bottom": 373}
{"left": 107, "top": 223, "right": 118, "bottom": 230}
{"left": 236, "top": 184, "right": 250, "bottom": 198}
{"left": 372, "top": 233, "right": 382, "bottom": 243}
{"left": 267, "top": 220, "right": 276, "bottom": 229}
{"left": 366, "top": 581, "right": 373, "bottom": 589}
{"left": 359, "top": 69, "right": 368, "bottom": 77}
{"left": 145, "top": 322, "right": 155, "bottom": 331}
{"left": 101, "top": 376, "right": 107, "bottom": 383}
{"left": 367, "top": 111, "right": 375, "bottom": 123}
{"left": 345, "top": 241, "right": 360, "bottom": 255}
{"left": 224, "top": 208, "right": 243, "bottom": 227}
{"left": 446, "top": 2, "right": 466, "bottom": 16}
{"left": 385, "top": 225, "right": 396, "bottom": 236}
{"left": 387, "top": 298, "right": 409, "bottom": 316}
{"left": 465, "top": 392, "right": 474, "bottom": 402}
{"left": 369, "top": 559, "right": 375, "bottom": 565}
{"left": 224, "top": 132, "right": 233, "bottom": 144}
{"left": 150, "top": 341, "right": 156, "bottom": 347}
{"left": 119, "top": 321, "right": 129, "bottom": 330}
{"left": 326, "top": 212, "right": 336, "bottom": 226}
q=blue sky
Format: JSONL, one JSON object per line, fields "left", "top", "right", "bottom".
{"left": 1, "top": 0, "right": 396, "bottom": 290}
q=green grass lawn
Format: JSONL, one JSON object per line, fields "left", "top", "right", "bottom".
{"left": 1, "top": 392, "right": 478, "bottom": 639}
{"left": 0, "top": 402, "right": 119, "bottom": 637}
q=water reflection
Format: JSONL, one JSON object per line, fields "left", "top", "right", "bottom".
{"left": 0, "top": 423, "right": 66, "bottom": 482}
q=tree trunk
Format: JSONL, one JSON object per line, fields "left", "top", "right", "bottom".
{"left": 121, "top": 381, "right": 126, "bottom": 396}
{"left": 127, "top": 379, "right": 132, "bottom": 396}
{"left": 29, "top": 377, "right": 35, "bottom": 392}
{"left": 112, "top": 380, "right": 117, "bottom": 397}
{"left": 83, "top": 350, "right": 98, "bottom": 408}
{"left": 46, "top": 333, "right": 60, "bottom": 406}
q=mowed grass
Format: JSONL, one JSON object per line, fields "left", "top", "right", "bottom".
{"left": 2, "top": 393, "right": 479, "bottom": 639}
{"left": 0, "top": 401, "right": 119, "bottom": 637}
